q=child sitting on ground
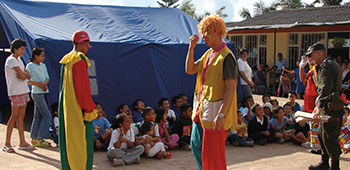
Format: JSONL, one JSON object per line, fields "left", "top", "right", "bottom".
{"left": 270, "top": 107, "right": 290, "bottom": 143}
{"left": 248, "top": 104, "right": 274, "bottom": 145}
{"left": 262, "top": 102, "right": 273, "bottom": 121}
{"left": 248, "top": 104, "right": 273, "bottom": 145}
{"left": 155, "top": 109, "right": 179, "bottom": 149}
{"left": 172, "top": 95, "right": 183, "bottom": 118}
{"left": 158, "top": 97, "right": 176, "bottom": 127}
{"left": 283, "top": 92, "right": 301, "bottom": 112}
{"left": 291, "top": 119, "right": 310, "bottom": 147}
{"left": 172, "top": 103, "right": 192, "bottom": 150}
{"left": 92, "top": 103, "right": 112, "bottom": 151}
{"left": 240, "top": 96, "right": 255, "bottom": 126}
{"left": 178, "top": 93, "right": 188, "bottom": 104}
{"left": 270, "top": 99, "right": 279, "bottom": 111}
{"left": 132, "top": 99, "right": 145, "bottom": 123}
{"left": 227, "top": 111, "right": 254, "bottom": 147}
{"left": 262, "top": 94, "right": 271, "bottom": 104}
{"left": 284, "top": 103, "right": 296, "bottom": 133}
{"left": 133, "top": 107, "right": 160, "bottom": 145}
{"left": 139, "top": 122, "right": 171, "bottom": 159}
{"left": 107, "top": 114, "right": 144, "bottom": 166}
{"left": 49, "top": 102, "right": 59, "bottom": 146}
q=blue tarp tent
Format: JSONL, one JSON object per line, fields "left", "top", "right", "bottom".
{"left": 0, "top": 0, "right": 243, "bottom": 120}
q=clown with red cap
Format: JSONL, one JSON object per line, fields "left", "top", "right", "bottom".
{"left": 58, "top": 30, "right": 98, "bottom": 170}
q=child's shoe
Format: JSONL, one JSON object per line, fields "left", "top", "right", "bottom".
{"left": 112, "top": 158, "right": 125, "bottom": 167}
{"left": 277, "top": 138, "right": 285, "bottom": 144}
{"left": 302, "top": 142, "right": 311, "bottom": 148}
{"left": 231, "top": 141, "right": 240, "bottom": 146}
{"left": 181, "top": 144, "right": 191, "bottom": 150}
{"left": 31, "top": 139, "right": 39, "bottom": 146}
{"left": 245, "top": 141, "right": 254, "bottom": 147}
{"left": 36, "top": 139, "right": 51, "bottom": 147}
{"left": 164, "top": 152, "right": 172, "bottom": 159}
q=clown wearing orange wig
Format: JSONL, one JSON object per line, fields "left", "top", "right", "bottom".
{"left": 185, "top": 15, "right": 238, "bottom": 170}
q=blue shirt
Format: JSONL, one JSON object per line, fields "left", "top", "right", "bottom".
{"left": 275, "top": 59, "right": 287, "bottom": 71}
{"left": 92, "top": 117, "right": 111, "bottom": 138}
{"left": 132, "top": 111, "right": 144, "bottom": 123}
{"left": 174, "top": 108, "right": 182, "bottom": 118}
{"left": 26, "top": 62, "right": 50, "bottom": 94}
{"left": 270, "top": 117, "right": 288, "bottom": 131}
{"left": 283, "top": 101, "right": 301, "bottom": 112}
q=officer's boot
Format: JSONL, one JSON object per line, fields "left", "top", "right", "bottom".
{"left": 329, "top": 159, "right": 340, "bottom": 170}
{"left": 308, "top": 154, "right": 330, "bottom": 170}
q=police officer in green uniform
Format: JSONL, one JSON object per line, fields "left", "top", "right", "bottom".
{"left": 307, "top": 43, "right": 344, "bottom": 170}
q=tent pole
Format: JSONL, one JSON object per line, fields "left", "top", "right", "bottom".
{"left": 273, "top": 28, "right": 277, "bottom": 96}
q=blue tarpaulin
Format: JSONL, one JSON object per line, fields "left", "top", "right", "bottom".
{"left": 0, "top": 0, "right": 243, "bottom": 120}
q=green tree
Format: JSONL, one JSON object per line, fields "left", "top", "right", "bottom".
{"left": 179, "top": 0, "right": 196, "bottom": 18}
{"left": 157, "top": 0, "right": 180, "bottom": 8}
{"left": 240, "top": 7, "right": 252, "bottom": 20}
{"left": 253, "top": 0, "right": 269, "bottom": 16}
{"left": 216, "top": 6, "right": 228, "bottom": 19}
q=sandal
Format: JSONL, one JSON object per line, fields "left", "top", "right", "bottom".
{"left": 37, "top": 139, "right": 51, "bottom": 147}
{"left": 18, "top": 145, "right": 35, "bottom": 150}
{"left": 2, "top": 146, "right": 15, "bottom": 153}
{"left": 164, "top": 152, "right": 172, "bottom": 159}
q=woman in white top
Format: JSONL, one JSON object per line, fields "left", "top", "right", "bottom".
{"left": 238, "top": 48, "right": 254, "bottom": 98}
{"left": 3, "top": 39, "right": 33, "bottom": 153}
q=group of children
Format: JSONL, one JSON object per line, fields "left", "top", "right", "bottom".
{"left": 228, "top": 92, "right": 311, "bottom": 147}
{"left": 87, "top": 94, "right": 193, "bottom": 167}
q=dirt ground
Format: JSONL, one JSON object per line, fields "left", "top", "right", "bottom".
{"left": 1, "top": 95, "right": 350, "bottom": 170}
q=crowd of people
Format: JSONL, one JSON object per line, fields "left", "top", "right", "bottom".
{"left": 2, "top": 14, "right": 350, "bottom": 170}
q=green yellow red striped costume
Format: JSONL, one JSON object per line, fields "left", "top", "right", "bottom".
{"left": 58, "top": 50, "right": 98, "bottom": 170}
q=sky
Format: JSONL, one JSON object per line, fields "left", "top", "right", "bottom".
{"left": 32, "top": 0, "right": 350, "bottom": 22}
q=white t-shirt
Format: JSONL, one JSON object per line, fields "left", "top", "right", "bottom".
{"left": 5, "top": 55, "right": 30, "bottom": 96}
{"left": 108, "top": 128, "right": 135, "bottom": 151}
{"left": 238, "top": 58, "right": 252, "bottom": 85}
{"left": 53, "top": 116, "right": 59, "bottom": 134}
{"left": 167, "top": 109, "right": 176, "bottom": 119}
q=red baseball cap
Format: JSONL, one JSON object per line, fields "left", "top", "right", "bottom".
{"left": 72, "top": 30, "right": 92, "bottom": 48}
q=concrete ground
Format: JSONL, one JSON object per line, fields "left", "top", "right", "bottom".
{"left": 1, "top": 95, "right": 350, "bottom": 170}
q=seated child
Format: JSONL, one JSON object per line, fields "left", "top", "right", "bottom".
{"left": 158, "top": 97, "right": 176, "bottom": 127}
{"left": 117, "top": 104, "right": 132, "bottom": 115}
{"left": 107, "top": 114, "right": 144, "bottom": 166}
{"left": 178, "top": 93, "right": 188, "bottom": 104}
{"left": 132, "top": 99, "right": 145, "bottom": 123}
{"left": 49, "top": 102, "right": 59, "bottom": 145}
{"left": 282, "top": 92, "right": 301, "bottom": 112}
{"left": 92, "top": 103, "right": 112, "bottom": 151}
{"left": 291, "top": 119, "right": 310, "bottom": 146}
{"left": 270, "top": 107, "right": 290, "bottom": 143}
{"left": 240, "top": 96, "right": 255, "bottom": 126}
{"left": 133, "top": 107, "right": 160, "bottom": 145}
{"left": 284, "top": 103, "right": 296, "bottom": 132}
{"left": 139, "top": 122, "right": 171, "bottom": 159}
{"left": 155, "top": 109, "right": 179, "bottom": 149}
{"left": 172, "top": 95, "right": 183, "bottom": 118}
{"left": 172, "top": 103, "right": 192, "bottom": 150}
{"left": 343, "top": 107, "right": 350, "bottom": 126}
{"left": 270, "top": 99, "right": 279, "bottom": 111}
{"left": 248, "top": 104, "right": 273, "bottom": 145}
{"left": 227, "top": 111, "right": 254, "bottom": 147}
{"left": 262, "top": 94, "right": 271, "bottom": 104}
{"left": 262, "top": 102, "right": 273, "bottom": 121}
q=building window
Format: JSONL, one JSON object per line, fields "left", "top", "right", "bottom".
{"left": 245, "top": 35, "right": 258, "bottom": 66}
{"left": 288, "top": 33, "right": 299, "bottom": 69}
{"left": 301, "top": 33, "right": 325, "bottom": 56}
{"left": 259, "top": 35, "right": 267, "bottom": 65}
{"left": 230, "top": 35, "right": 243, "bottom": 55}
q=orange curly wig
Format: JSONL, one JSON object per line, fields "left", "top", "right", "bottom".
{"left": 197, "top": 15, "right": 227, "bottom": 39}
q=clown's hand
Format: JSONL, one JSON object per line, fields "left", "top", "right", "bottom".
{"left": 299, "top": 55, "right": 308, "bottom": 69}
{"left": 83, "top": 109, "right": 98, "bottom": 122}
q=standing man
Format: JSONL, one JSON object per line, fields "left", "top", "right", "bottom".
{"left": 308, "top": 43, "right": 344, "bottom": 170}
{"left": 275, "top": 53, "right": 287, "bottom": 72}
{"left": 185, "top": 15, "right": 237, "bottom": 170}
{"left": 59, "top": 30, "right": 98, "bottom": 170}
